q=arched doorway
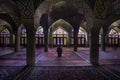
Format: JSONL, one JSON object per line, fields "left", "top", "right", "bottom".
{"left": 0, "top": 28, "right": 10, "bottom": 48}
{"left": 20, "top": 27, "right": 27, "bottom": 47}
{"left": 107, "top": 28, "right": 120, "bottom": 47}
{"left": 77, "top": 27, "right": 87, "bottom": 47}
{"left": 49, "top": 19, "right": 73, "bottom": 48}
{"left": 36, "top": 26, "right": 44, "bottom": 47}
{"left": 52, "top": 27, "right": 68, "bottom": 47}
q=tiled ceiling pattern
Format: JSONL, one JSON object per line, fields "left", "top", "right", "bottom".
{"left": 94, "top": 0, "right": 115, "bottom": 19}
{"left": 0, "top": 0, "right": 118, "bottom": 27}
{"left": 1, "top": 0, "right": 118, "bottom": 19}
{"left": 106, "top": 0, "right": 120, "bottom": 17}
{"left": 35, "top": 0, "right": 92, "bottom": 17}
{"left": 34, "top": 0, "right": 93, "bottom": 26}
{"left": 14, "top": 0, "right": 118, "bottom": 19}
{"left": 15, "top": 0, "right": 34, "bottom": 19}
{"left": 0, "top": 0, "right": 20, "bottom": 26}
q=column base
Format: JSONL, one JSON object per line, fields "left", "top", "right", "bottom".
{"left": 44, "top": 48, "right": 48, "bottom": 52}
{"left": 26, "top": 64, "right": 35, "bottom": 67}
{"left": 90, "top": 60, "right": 99, "bottom": 66}
{"left": 74, "top": 47, "right": 77, "bottom": 51}
{"left": 27, "top": 57, "right": 35, "bottom": 66}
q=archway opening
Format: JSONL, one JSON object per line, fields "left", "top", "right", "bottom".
{"left": 107, "top": 19, "right": 120, "bottom": 47}
{"left": 107, "top": 28, "right": 120, "bottom": 47}
{"left": 36, "top": 26, "right": 44, "bottom": 47}
{"left": 20, "top": 26, "right": 27, "bottom": 48}
{"left": 52, "top": 27, "right": 68, "bottom": 47}
{"left": 0, "top": 27, "right": 10, "bottom": 48}
{"left": 49, "top": 19, "right": 73, "bottom": 48}
{"left": 77, "top": 27, "right": 87, "bottom": 47}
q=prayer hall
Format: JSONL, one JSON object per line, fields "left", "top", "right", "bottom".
{"left": 0, "top": 0, "right": 120, "bottom": 80}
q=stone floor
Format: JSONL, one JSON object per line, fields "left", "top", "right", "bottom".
{"left": 15, "top": 65, "right": 120, "bottom": 80}
{"left": 0, "top": 47, "right": 120, "bottom": 80}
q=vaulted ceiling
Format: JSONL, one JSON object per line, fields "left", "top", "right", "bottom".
{"left": 0, "top": 0, "right": 119, "bottom": 32}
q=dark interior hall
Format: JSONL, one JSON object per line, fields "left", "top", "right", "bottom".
{"left": 0, "top": 0, "right": 120, "bottom": 80}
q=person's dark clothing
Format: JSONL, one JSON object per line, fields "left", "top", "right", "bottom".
{"left": 57, "top": 46, "right": 62, "bottom": 57}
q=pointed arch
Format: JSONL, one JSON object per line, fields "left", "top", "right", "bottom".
{"left": 0, "top": 19, "right": 13, "bottom": 34}
{"left": 0, "top": 13, "right": 17, "bottom": 30}
{"left": 36, "top": 26, "right": 44, "bottom": 34}
{"left": 52, "top": 27, "right": 68, "bottom": 35}
{"left": 49, "top": 19, "right": 73, "bottom": 33}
